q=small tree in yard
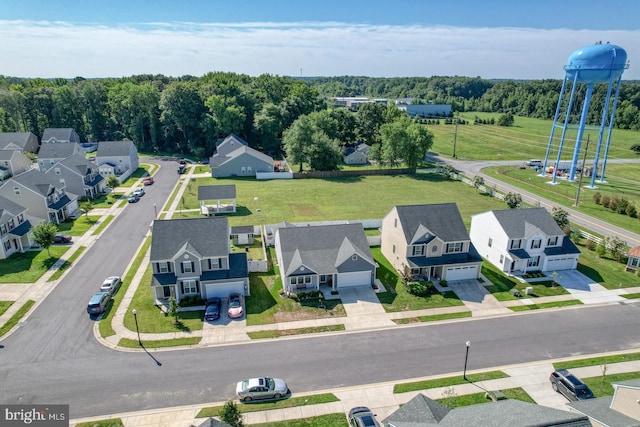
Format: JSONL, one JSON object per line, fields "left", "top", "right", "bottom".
{"left": 219, "top": 400, "right": 244, "bottom": 427}
{"left": 504, "top": 192, "right": 522, "bottom": 209}
{"left": 31, "top": 222, "right": 58, "bottom": 256}
{"left": 551, "top": 207, "right": 569, "bottom": 230}
{"left": 596, "top": 241, "right": 607, "bottom": 258}
{"left": 79, "top": 200, "right": 93, "bottom": 219}
{"left": 550, "top": 271, "right": 561, "bottom": 289}
{"left": 106, "top": 175, "right": 120, "bottom": 191}
{"left": 472, "top": 176, "right": 484, "bottom": 192}
{"left": 605, "top": 235, "right": 627, "bottom": 263}
{"left": 168, "top": 297, "right": 180, "bottom": 324}
{"left": 442, "top": 164, "right": 457, "bottom": 180}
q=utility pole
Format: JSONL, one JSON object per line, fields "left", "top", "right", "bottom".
{"left": 574, "top": 134, "right": 590, "bottom": 207}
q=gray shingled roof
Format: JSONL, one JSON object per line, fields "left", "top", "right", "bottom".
{"left": 96, "top": 141, "right": 135, "bottom": 157}
{"left": 395, "top": 203, "right": 470, "bottom": 244}
{"left": 10, "top": 169, "right": 62, "bottom": 195}
{"left": 0, "top": 195, "right": 27, "bottom": 216}
{"left": 38, "top": 142, "right": 81, "bottom": 160}
{"left": 150, "top": 217, "right": 230, "bottom": 261}
{"left": 384, "top": 394, "right": 591, "bottom": 427}
{"left": 210, "top": 134, "right": 273, "bottom": 167}
{"left": 42, "top": 128, "right": 78, "bottom": 142}
{"left": 194, "top": 417, "right": 232, "bottom": 427}
{"left": 277, "top": 223, "right": 374, "bottom": 276}
{"left": 57, "top": 154, "right": 97, "bottom": 175}
{"left": 198, "top": 185, "right": 236, "bottom": 201}
{"left": 0, "top": 132, "right": 35, "bottom": 150}
{"left": 567, "top": 396, "right": 639, "bottom": 427}
{"left": 491, "top": 208, "right": 564, "bottom": 238}
{"left": 0, "top": 150, "right": 17, "bottom": 160}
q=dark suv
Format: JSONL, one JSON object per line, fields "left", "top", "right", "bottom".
{"left": 549, "top": 369, "right": 595, "bottom": 401}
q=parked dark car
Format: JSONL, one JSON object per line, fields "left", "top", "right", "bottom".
{"left": 348, "top": 407, "right": 380, "bottom": 427}
{"left": 204, "top": 297, "right": 221, "bottom": 321}
{"left": 128, "top": 194, "right": 139, "bottom": 203}
{"left": 550, "top": 369, "right": 595, "bottom": 401}
{"left": 54, "top": 234, "right": 72, "bottom": 244}
{"left": 87, "top": 292, "right": 112, "bottom": 315}
{"left": 177, "top": 164, "right": 186, "bottom": 174}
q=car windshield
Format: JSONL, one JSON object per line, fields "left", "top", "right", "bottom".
{"left": 266, "top": 378, "right": 274, "bottom": 390}
{"left": 229, "top": 297, "right": 240, "bottom": 308}
{"left": 360, "top": 415, "right": 377, "bottom": 427}
{"left": 206, "top": 305, "right": 218, "bottom": 313}
{"left": 576, "top": 386, "right": 594, "bottom": 398}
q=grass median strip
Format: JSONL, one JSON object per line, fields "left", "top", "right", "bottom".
{"left": 622, "top": 293, "right": 640, "bottom": 299}
{"left": 118, "top": 337, "right": 201, "bottom": 348}
{"left": 509, "top": 300, "right": 583, "bottom": 311}
{"left": 76, "top": 419, "right": 124, "bottom": 427}
{"left": 394, "top": 371, "right": 509, "bottom": 394}
{"left": 436, "top": 387, "right": 534, "bottom": 408}
{"left": 0, "top": 301, "right": 14, "bottom": 317}
{"left": 250, "top": 413, "right": 348, "bottom": 427}
{"left": 247, "top": 324, "right": 345, "bottom": 339}
{"left": 393, "top": 311, "right": 472, "bottom": 324}
{"left": 554, "top": 352, "right": 640, "bottom": 370}
{"left": 92, "top": 215, "right": 115, "bottom": 236}
{"left": 0, "top": 300, "right": 35, "bottom": 337}
{"left": 48, "top": 246, "right": 86, "bottom": 282}
{"left": 196, "top": 393, "right": 340, "bottom": 418}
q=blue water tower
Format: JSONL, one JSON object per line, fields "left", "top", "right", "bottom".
{"left": 541, "top": 42, "right": 628, "bottom": 186}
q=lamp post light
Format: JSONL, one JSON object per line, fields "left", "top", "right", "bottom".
{"left": 153, "top": 203, "right": 157, "bottom": 219}
{"left": 463, "top": 341, "right": 471, "bottom": 380}
{"left": 132, "top": 309, "right": 141, "bottom": 346}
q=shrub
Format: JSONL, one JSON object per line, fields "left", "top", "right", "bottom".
{"left": 609, "top": 196, "right": 619, "bottom": 212}
{"left": 586, "top": 239, "right": 597, "bottom": 251}
{"left": 631, "top": 143, "right": 640, "bottom": 153}
{"left": 178, "top": 295, "right": 204, "bottom": 307}
{"left": 405, "top": 281, "right": 430, "bottom": 296}
{"left": 602, "top": 195, "right": 611, "bottom": 208}
{"left": 626, "top": 203, "right": 638, "bottom": 218}
{"left": 593, "top": 192, "right": 602, "bottom": 205}
{"left": 596, "top": 242, "right": 607, "bottom": 258}
{"left": 616, "top": 198, "right": 629, "bottom": 214}
{"left": 439, "top": 279, "right": 448, "bottom": 287}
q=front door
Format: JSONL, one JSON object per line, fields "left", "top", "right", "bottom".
{"left": 162, "top": 285, "right": 173, "bottom": 298}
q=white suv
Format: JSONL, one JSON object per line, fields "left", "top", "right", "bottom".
{"left": 100, "top": 276, "right": 122, "bottom": 296}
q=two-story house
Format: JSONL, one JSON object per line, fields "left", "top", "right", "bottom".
{"left": 470, "top": 208, "right": 580, "bottom": 275}
{"left": 95, "top": 140, "right": 139, "bottom": 181}
{"left": 45, "top": 154, "right": 105, "bottom": 199}
{"left": 274, "top": 223, "right": 376, "bottom": 294}
{"left": 37, "top": 142, "right": 84, "bottom": 172}
{"left": 0, "top": 195, "right": 33, "bottom": 259}
{"left": 0, "top": 169, "right": 78, "bottom": 224}
{"left": 0, "top": 150, "right": 32, "bottom": 180}
{"left": 209, "top": 134, "right": 274, "bottom": 178}
{"left": 381, "top": 203, "right": 482, "bottom": 282}
{"left": 150, "top": 217, "right": 249, "bottom": 304}
{"left": 41, "top": 128, "right": 81, "bottom": 144}
{"left": 0, "top": 132, "right": 40, "bottom": 154}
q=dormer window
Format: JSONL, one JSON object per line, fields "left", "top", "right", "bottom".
{"left": 531, "top": 239, "right": 542, "bottom": 249}
{"left": 412, "top": 245, "right": 425, "bottom": 256}
{"left": 547, "top": 236, "right": 558, "bottom": 246}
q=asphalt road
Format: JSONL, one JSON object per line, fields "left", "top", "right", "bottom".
{"left": 2, "top": 157, "right": 640, "bottom": 419}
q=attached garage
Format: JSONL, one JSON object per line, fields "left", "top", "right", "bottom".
{"left": 444, "top": 265, "right": 478, "bottom": 281}
{"left": 336, "top": 271, "right": 372, "bottom": 288}
{"left": 545, "top": 257, "right": 577, "bottom": 271}
{"left": 205, "top": 281, "right": 245, "bottom": 300}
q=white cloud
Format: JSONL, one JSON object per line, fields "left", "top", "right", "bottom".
{"left": 0, "top": 20, "right": 637, "bottom": 79}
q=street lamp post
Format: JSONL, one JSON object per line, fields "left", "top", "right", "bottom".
{"left": 132, "top": 309, "right": 141, "bottom": 346}
{"left": 463, "top": 341, "right": 471, "bottom": 380}
{"left": 153, "top": 203, "right": 157, "bottom": 219}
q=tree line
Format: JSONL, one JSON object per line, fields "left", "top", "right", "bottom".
{"left": 0, "top": 74, "right": 638, "bottom": 163}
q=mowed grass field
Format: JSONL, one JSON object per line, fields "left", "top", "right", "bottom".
{"left": 178, "top": 174, "right": 507, "bottom": 226}
{"left": 426, "top": 112, "right": 640, "bottom": 162}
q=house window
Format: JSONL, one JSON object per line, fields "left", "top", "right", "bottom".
{"left": 208, "top": 258, "right": 222, "bottom": 270}
{"left": 247, "top": 166, "right": 252, "bottom": 174}
{"left": 527, "top": 256, "right": 540, "bottom": 268}
{"left": 488, "top": 238, "right": 493, "bottom": 247}
{"left": 241, "top": 167, "right": 246, "bottom": 174}
{"left": 182, "top": 261, "right": 193, "bottom": 273}
{"left": 394, "top": 218, "right": 398, "bottom": 228}
{"left": 392, "top": 244, "right": 396, "bottom": 254}
{"left": 290, "top": 278, "right": 296, "bottom": 285}
{"left": 320, "top": 275, "right": 327, "bottom": 283}
{"left": 183, "top": 280, "right": 198, "bottom": 294}
{"left": 500, "top": 254, "right": 504, "bottom": 264}
{"left": 158, "top": 262, "right": 168, "bottom": 273}
{"left": 3, "top": 241, "right": 10, "bottom": 251}
{"left": 412, "top": 246, "right": 424, "bottom": 256}
{"left": 304, "top": 276, "right": 311, "bottom": 284}
{"left": 531, "top": 239, "right": 542, "bottom": 249}
{"left": 13, "top": 187, "right": 20, "bottom": 195}
{"left": 510, "top": 240, "right": 521, "bottom": 249}
{"left": 0, "top": 224, "right": 6, "bottom": 235}
{"left": 17, "top": 214, "right": 24, "bottom": 224}
{"left": 8, "top": 219, "right": 15, "bottom": 230}
{"left": 445, "top": 242, "right": 463, "bottom": 254}
{"left": 432, "top": 245, "right": 437, "bottom": 253}
{"left": 547, "top": 236, "right": 558, "bottom": 246}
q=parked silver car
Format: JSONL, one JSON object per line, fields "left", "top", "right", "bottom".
{"left": 100, "top": 276, "right": 122, "bottom": 296}
{"left": 235, "top": 377, "right": 288, "bottom": 402}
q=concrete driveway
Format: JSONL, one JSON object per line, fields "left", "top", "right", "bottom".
{"left": 554, "top": 270, "right": 626, "bottom": 304}
{"left": 447, "top": 280, "right": 512, "bottom": 317}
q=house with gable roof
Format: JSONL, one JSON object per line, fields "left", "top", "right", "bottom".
{"left": 0, "top": 150, "right": 32, "bottom": 180}
{"left": 381, "top": 203, "right": 482, "bottom": 282}
{"left": 209, "top": 134, "right": 274, "bottom": 178}
{"left": 274, "top": 223, "right": 376, "bottom": 294}
{"left": 343, "top": 143, "right": 371, "bottom": 165}
{"left": 150, "top": 217, "right": 249, "bottom": 304}
{"left": 470, "top": 208, "right": 580, "bottom": 275}
{"left": 567, "top": 379, "right": 640, "bottom": 426}
{"left": 41, "top": 128, "right": 81, "bottom": 144}
{"left": 37, "top": 142, "right": 84, "bottom": 172}
{"left": 96, "top": 140, "right": 139, "bottom": 181}
{"left": 0, "top": 169, "right": 78, "bottom": 224}
{"left": 44, "top": 154, "right": 105, "bottom": 199}
{"left": 0, "top": 195, "right": 33, "bottom": 259}
{"left": 0, "top": 132, "right": 40, "bottom": 154}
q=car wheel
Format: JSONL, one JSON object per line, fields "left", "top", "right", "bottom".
{"left": 552, "top": 382, "right": 558, "bottom": 392}
{"left": 274, "top": 393, "right": 282, "bottom": 399}
{"left": 243, "top": 396, "right": 252, "bottom": 402}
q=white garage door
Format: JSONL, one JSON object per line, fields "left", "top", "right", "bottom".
{"left": 337, "top": 271, "right": 371, "bottom": 288}
{"left": 545, "top": 257, "right": 575, "bottom": 271}
{"left": 205, "top": 282, "right": 245, "bottom": 300}
{"left": 445, "top": 265, "right": 478, "bottom": 281}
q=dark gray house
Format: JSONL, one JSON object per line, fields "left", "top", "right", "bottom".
{"left": 383, "top": 393, "right": 591, "bottom": 427}
{"left": 0, "top": 132, "right": 40, "bottom": 154}
{"left": 41, "top": 128, "right": 81, "bottom": 144}
{"left": 209, "top": 134, "right": 274, "bottom": 178}
{"left": 150, "top": 217, "right": 249, "bottom": 304}
{"left": 274, "top": 223, "right": 376, "bottom": 294}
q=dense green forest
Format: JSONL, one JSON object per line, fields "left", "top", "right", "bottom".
{"left": 0, "top": 73, "right": 638, "bottom": 159}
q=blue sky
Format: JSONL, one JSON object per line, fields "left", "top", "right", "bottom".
{"left": 1, "top": 0, "right": 638, "bottom": 79}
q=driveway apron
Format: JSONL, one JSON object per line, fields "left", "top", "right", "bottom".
{"left": 338, "top": 286, "right": 396, "bottom": 330}
{"left": 449, "top": 280, "right": 512, "bottom": 317}
{"left": 555, "top": 270, "right": 626, "bottom": 305}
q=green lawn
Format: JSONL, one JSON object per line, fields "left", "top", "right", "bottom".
{"left": 119, "top": 165, "right": 152, "bottom": 187}
{"left": 0, "top": 301, "right": 13, "bottom": 316}
{"left": 48, "top": 246, "right": 86, "bottom": 281}
{"left": 437, "top": 387, "right": 535, "bottom": 408}
{"left": 194, "top": 165, "right": 210, "bottom": 174}
{"left": 509, "top": 300, "right": 583, "bottom": 311}
{"left": 0, "top": 300, "right": 35, "bottom": 337}
{"left": 584, "top": 372, "right": 640, "bottom": 397}
{"left": 427, "top": 113, "right": 640, "bottom": 162}
{"left": 248, "top": 324, "right": 345, "bottom": 339}
{"left": 393, "top": 311, "right": 472, "bottom": 324}
{"left": 482, "top": 263, "right": 569, "bottom": 301}
{"left": 0, "top": 247, "right": 69, "bottom": 283}
{"left": 118, "top": 337, "right": 201, "bottom": 348}
{"left": 394, "top": 371, "right": 509, "bottom": 394}
{"left": 372, "top": 247, "right": 464, "bottom": 312}
{"left": 89, "top": 192, "right": 125, "bottom": 208}
{"left": 197, "top": 393, "right": 340, "bottom": 417}
{"left": 554, "top": 352, "right": 640, "bottom": 370}
{"left": 56, "top": 215, "right": 101, "bottom": 235}
{"left": 175, "top": 173, "right": 507, "bottom": 226}
{"left": 250, "top": 413, "right": 348, "bottom": 427}
{"left": 76, "top": 419, "right": 124, "bottom": 427}
{"left": 91, "top": 215, "right": 115, "bottom": 235}
{"left": 576, "top": 242, "right": 640, "bottom": 289}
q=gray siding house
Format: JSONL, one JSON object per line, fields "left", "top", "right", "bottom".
{"left": 41, "top": 128, "right": 81, "bottom": 144}
{"left": 0, "top": 132, "right": 40, "bottom": 154}
{"left": 150, "top": 217, "right": 249, "bottom": 304}
{"left": 209, "top": 134, "right": 274, "bottom": 178}
{"left": 343, "top": 143, "right": 371, "bottom": 165}
{"left": 275, "top": 223, "right": 376, "bottom": 294}
{"left": 37, "top": 142, "right": 84, "bottom": 172}
{"left": 45, "top": 154, "right": 105, "bottom": 199}
{"left": 0, "top": 169, "right": 78, "bottom": 224}
{"left": 96, "top": 140, "right": 140, "bottom": 180}
{"left": 0, "top": 196, "right": 33, "bottom": 259}
{"left": 0, "top": 150, "right": 32, "bottom": 180}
